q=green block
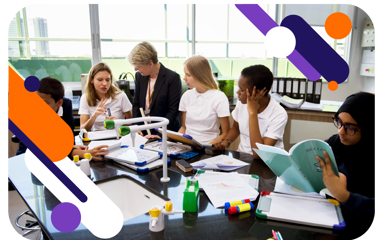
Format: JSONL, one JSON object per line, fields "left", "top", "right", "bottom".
{"left": 183, "top": 180, "right": 199, "bottom": 212}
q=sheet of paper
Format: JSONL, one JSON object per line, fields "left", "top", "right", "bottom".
{"left": 194, "top": 171, "right": 259, "bottom": 190}
{"left": 199, "top": 174, "right": 259, "bottom": 208}
{"left": 120, "top": 134, "right": 148, "bottom": 148}
{"left": 191, "top": 155, "right": 249, "bottom": 171}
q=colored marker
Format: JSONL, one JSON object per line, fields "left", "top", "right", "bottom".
{"left": 272, "top": 230, "right": 278, "bottom": 239}
{"left": 277, "top": 231, "right": 283, "bottom": 240}
{"left": 225, "top": 199, "right": 251, "bottom": 210}
{"left": 107, "top": 107, "right": 111, "bottom": 117}
{"left": 228, "top": 202, "right": 254, "bottom": 215}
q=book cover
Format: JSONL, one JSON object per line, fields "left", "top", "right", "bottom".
{"left": 253, "top": 140, "right": 339, "bottom": 193}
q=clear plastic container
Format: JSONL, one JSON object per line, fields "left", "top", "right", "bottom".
{"left": 72, "top": 96, "right": 80, "bottom": 110}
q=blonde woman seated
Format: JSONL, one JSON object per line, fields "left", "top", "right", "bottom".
{"left": 178, "top": 55, "right": 230, "bottom": 145}
{"left": 79, "top": 62, "right": 132, "bottom": 131}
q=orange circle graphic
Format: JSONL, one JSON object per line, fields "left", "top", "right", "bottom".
{"left": 325, "top": 12, "right": 352, "bottom": 39}
{"left": 328, "top": 81, "right": 338, "bottom": 91}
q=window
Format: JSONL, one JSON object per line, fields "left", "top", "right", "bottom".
{"left": 8, "top": 4, "right": 353, "bottom": 84}
{"left": 195, "top": 4, "right": 276, "bottom": 79}
{"left": 8, "top": 5, "right": 92, "bottom": 82}
{"left": 98, "top": 4, "right": 191, "bottom": 78}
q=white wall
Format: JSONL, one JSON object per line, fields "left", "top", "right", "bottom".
{"left": 291, "top": 6, "right": 373, "bottom": 144}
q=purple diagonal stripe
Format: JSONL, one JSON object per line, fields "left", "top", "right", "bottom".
{"left": 287, "top": 49, "right": 321, "bottom": 80}
{"left": 9, "top": 119, "right": 88, "bottom": 203}
{"left": 235, "top": 4, "right": 278, "bottom": 36}
{"left": 282, "top": 15, "right": 349, "bottom": 84}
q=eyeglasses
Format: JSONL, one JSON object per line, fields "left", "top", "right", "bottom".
{"left": 332, "top": 117, "right": 361, "bottom": 136}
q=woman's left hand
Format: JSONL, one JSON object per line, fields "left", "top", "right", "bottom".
{"left": 316, "top": 151, "right": 350, "bottom": 203}
{"left": 144, "top": 135, "right": 161, "bottom": 140}
{"left": 105, "top": 116, "right": 116, "bottom": 120}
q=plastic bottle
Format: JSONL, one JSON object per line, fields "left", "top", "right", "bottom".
{"left": 64, "top": 85, "right": 73, "bottom": 100}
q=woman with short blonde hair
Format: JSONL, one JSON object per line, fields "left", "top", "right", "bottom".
{"left": 178, "top": 55, "right": 230, "bottom": 145}
{"left": 128, "top": 41, "right": 182, "bottom": 138}
{"left": 79, "top": 62, "right": 132, "bottom": 131}
{"left": 128, "top": 41, "right": 158, "bottom": 66}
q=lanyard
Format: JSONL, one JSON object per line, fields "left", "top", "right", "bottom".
{"left": 147, "top": 76, "right": 155, "bottom": 110}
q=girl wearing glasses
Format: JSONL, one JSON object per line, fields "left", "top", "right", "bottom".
{"left": 316, "top": 92, "right": 374, "bottom": 239}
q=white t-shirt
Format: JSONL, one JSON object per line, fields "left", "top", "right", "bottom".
{"left": 232, "top": 95, "right": 288, "bottom": 154}
{"left": 179, "top": 88, "right": 230, "bottom": 144}
{"left": 79, "top": 91, "right": 132, "bottom": 131}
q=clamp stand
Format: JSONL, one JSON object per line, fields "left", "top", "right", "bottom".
{"left": 149, "top": 201, "right": 184, "bottom": 232}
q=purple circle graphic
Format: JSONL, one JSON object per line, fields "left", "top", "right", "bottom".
{"left": 24, "top": 76, "right": 40, "bottom": 92}
{"left": 51, "top": 202, "right": 81, "bottom": 232}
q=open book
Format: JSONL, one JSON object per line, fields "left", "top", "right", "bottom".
{"left": 253, "top": 140, "right": 339, "bottom": 193}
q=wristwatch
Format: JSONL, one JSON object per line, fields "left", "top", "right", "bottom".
{"left": 222, "top": 138, "right": 232, "bottom": 145}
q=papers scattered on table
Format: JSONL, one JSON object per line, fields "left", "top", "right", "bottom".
{"left": 191, "top": 155, "right": 249, "bottom": 171}
{"left": 194, "top": 171, "right": 259, "bottom": 191}
{"left": 199, "top": 174, "right": 259, "bottom": 208}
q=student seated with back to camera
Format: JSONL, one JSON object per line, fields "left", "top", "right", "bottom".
{"left": 16, "top": 77, "right": 109, "bottom": 160}
{"left": 178, "top": 55, "right": 230, "bottom": 145}
{"left": 214, "top": 65, "right": 288, "bottom": 158}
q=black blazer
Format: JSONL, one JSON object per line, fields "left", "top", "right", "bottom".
{"left": 132, "top": 63, "right": 182, "bottom": 134}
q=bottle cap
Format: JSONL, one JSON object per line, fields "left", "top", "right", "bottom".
{"left": 73, "top": 155, "right": 79, "bottom": 162}
{"left": 84, "top": 153, "right": 92, "bottom": 159}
